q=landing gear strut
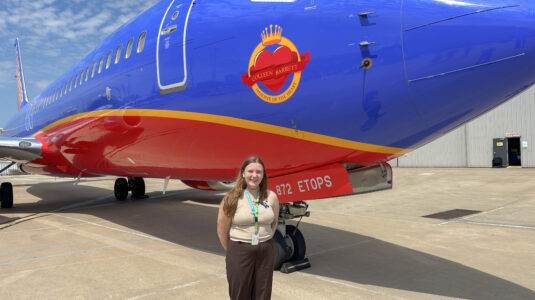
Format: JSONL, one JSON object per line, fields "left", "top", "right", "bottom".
{"left": 114, "top": 177, "right": 146, "bottom": 200}
{"left": 0, "top": 182, "right": 13, "bottom": 208}
{"left": 273, "top": 201, "right": 311, "bottom": 273}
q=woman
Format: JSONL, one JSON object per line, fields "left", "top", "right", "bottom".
{"left": 217, "top": 156, "right": 280, "bottom": 300}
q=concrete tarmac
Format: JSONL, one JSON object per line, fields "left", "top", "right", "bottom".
{"left": 0, "top": 168, "right": 534, "bottom": 299}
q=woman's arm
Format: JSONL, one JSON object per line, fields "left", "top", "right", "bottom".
{"left": 270, "top": 191, "right": 280, "bottom": 235}
{"left": 217, "top": 200, "right": 232, "bottom": 251}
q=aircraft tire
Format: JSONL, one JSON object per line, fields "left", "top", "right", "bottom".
{"left": 286, "top": 225, "right": 306, "bottom": 261}
{"left": 131, "top": 177, "right": 145, "bottom": 198}
{"left": 114, "top": 178, "right": 128, "bottom": 201}
{"left": 272, "top": 229, "right": 292, "bottom": 270}
{"left": 0, "top": 182, "right": 13, "bottom": 209}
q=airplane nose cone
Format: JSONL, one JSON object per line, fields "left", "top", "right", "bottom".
{"left": 402, "top": 0, "right": 535, "bottom": 140}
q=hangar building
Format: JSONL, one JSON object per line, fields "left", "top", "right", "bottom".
{"left": 391, "top": 85, "right": 535, "bottom": 168}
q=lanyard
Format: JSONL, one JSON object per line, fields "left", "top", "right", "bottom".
{"left": 245, "top": 190, "right": 259, "bottom": 234}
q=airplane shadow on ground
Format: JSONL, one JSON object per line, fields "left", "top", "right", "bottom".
{"left": 4, "top": 183, "right": 535, "bottom": 299}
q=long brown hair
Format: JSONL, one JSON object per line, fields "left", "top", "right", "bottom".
{"left": 222, "top": 156, "right": 268, "bottom": 217}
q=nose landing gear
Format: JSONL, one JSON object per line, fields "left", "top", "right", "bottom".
{"left": 273, "top": 201, "right": 311, "bottom": 273}
{"left": 114, "top": 177, "right": 146, "bottom": 201}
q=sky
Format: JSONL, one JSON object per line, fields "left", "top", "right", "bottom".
{"left": 0, "top": 0, "right": 160, "bottom": 127}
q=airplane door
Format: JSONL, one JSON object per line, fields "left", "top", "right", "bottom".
{"left": 157, "top": 0, "right": 194, "bottom": 94}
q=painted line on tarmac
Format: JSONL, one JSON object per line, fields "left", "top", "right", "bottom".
{"left": 0, "top": 194, "right": 114, "bottom": 230}
{"left": 0, "top": 238, "right": 154, "bottom": 267}
{"left": 0, "top": 213, "right": 50, "bottom": 227}
{"left": 128, "top": 282, "right": 201, "bottom": 300}
{"left": 53, "top": 213, "right": 180, "bottom": 247}
{"left": 50, "top": 194, "right": 115, "bottom": 212}
{"left": 128, "top": 274, "right": 226, "bottom": 300}
{"left": 437, "top": 204, "right": 535, "bottom": 229}
{"left": 0, "top": 232, "right": 134, "bottom": 257}
{"left": 437, "top": 205, "right": 506, "bottom": 226}
{"left": 297, "top": 272, "right": 410, "bottom": 300}
{"left": 457, "top": 220, "right": 535, "bottom": 230}
{"left": 56, "top": 213, "right": 224, "bottom": 256}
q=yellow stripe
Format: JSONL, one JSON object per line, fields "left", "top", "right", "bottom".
{"left": 0, "top": 213, "right": 49, "bottom": 230}
{"left": 32, "top": 109, "right": 412, "bottom": 155}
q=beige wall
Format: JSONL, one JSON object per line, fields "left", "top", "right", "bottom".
{"left": 393, "top": 85, "right": 535, "bottom": 168}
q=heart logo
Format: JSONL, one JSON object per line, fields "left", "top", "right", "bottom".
{"left": 250, "top": 46, "right": 298, "bottom": 93}
{"left": 241, "top": 24, "right": 311, "bottom": 104}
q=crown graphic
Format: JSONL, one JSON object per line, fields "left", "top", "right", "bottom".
{"left": 261, "top": 25, "right": 282, "bottom": 46}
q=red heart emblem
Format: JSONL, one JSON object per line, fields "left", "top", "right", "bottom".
{"left": 251, "top": 46, "right": 298, "bottom": 93}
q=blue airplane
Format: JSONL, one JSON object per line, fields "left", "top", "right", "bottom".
{"left": 1, "top": 0, "right": 534, "bottom": 268}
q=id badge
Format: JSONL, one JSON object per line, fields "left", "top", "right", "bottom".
{"left": 251, "top": 233, "right": 259, "bottom": 245}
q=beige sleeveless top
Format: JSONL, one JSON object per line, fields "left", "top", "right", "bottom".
{"left": 229, "top": 190, "right": 275, "bottom": 243}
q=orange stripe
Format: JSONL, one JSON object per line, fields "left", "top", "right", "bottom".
{"left": 32, "top": 109, "right": 412, "bottom": 155}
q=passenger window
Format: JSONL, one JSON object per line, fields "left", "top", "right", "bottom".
{"left": 85, "top": 66, "right": 90, "bottom": 81}
{"left": 79, "top": 70, "right": 84, "bottom": 85}
{"left": 91, "top": 61, "right": 97, "bottom": 78}
{"left": 98, "top": 57, "right": 104, "bottom": 73}
{"left": 115, "top": 45, "right": 122, "bottom": 64}
{"left": 106, "top": 50, "right": 113, "bottom": 69}
{"left": 64, "top": 82, "right": 68, "bottom": 95}
{"left": 125, "top": 38, "right": 134, "bottom": 58}
{"left": 137, "top": 31, "right": 146, "bottom": 53}
{"left": 69, "top": 78, "right": 73, "bottom": 91}
{"left": 74, "top": 74, "right": 78, "bottom": 88}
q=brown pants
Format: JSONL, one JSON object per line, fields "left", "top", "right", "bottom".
{"left": 226, "top": 239, "right": 274, "bottom": 300}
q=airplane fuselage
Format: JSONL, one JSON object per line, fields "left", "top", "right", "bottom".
{"left": 4, "top": 0, "right": 535, "bottom": 181}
